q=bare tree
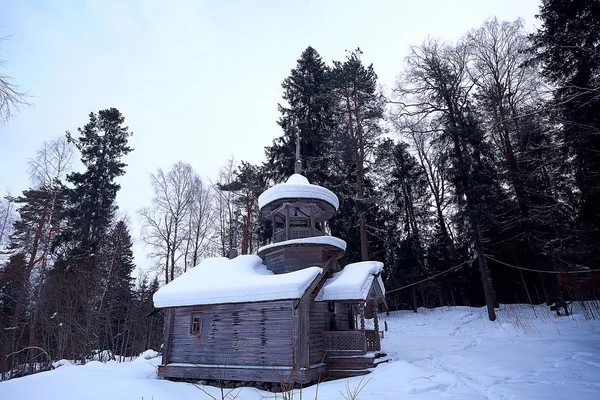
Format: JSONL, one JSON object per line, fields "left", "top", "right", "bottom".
{"left": 213, "top": 157, "right": 238, "bottom": 257}
{"left": 468, "top": 18, "right": 562, "bottom": 304}
{"left": 139, "top": 161, "right": 196, "bottom": 283}
{"left": 391, "top": 115, "right": 456, "bottom": 248}
{"left": 0, "top": 37, "right": 29, "bottom": 125}
{"left": 1, "top": 137, "right": 73, "bottom": 375}
{"left": 0, "top": 193, "right": 15, "bottom": 248}
{"left": 28, "top": 137, "right": 74, "bottom": 188}
{"left": 183, "top": 175, "right": 215, "bottom": 271}
{"left": 393, "top": 39, "right": 498, "bottom": 320}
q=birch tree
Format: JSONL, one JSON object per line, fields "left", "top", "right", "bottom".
{"left": 139, "top": 161, "right": 196, "bottom": 283}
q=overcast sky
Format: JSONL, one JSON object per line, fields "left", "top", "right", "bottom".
{"left": 1, "top": 0, "right": 540, "bottom": 276}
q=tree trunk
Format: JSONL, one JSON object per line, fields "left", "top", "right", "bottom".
{"left": 472, "top": 222, "right": 497, "bottom": 321}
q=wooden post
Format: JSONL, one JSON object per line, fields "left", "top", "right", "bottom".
{"left": 272, "top": 212, "right": 276, "bottom": 242}
{"left": 359, "top": 303, "right": 366, "bottom": 354}
{"left": 373, "top": 302, "right": 381, "bottom": 350}
{"left": 285, "top": 204, "right": 290, "bottom": 240}
{"left": 373, "top": 303, "right": 379, "bottom": 333}
{"left": 310, "top": 204, "right": 315, "bottom": 236}
{"left": 359, "top": 303, "right": 365, "bottom": 332}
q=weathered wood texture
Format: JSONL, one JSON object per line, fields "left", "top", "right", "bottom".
{"left": 274, "top": 226, "right": 324, "bottom": 242}
{"left": 306, "top": 261, "right": 336, "bottom": 365}
{"left": 309, "top": 301, "right": 328, "bottom": 365}
{"left": 264, "top": 246, "right": 325, "bottom": 274}
{"left": 166, "top": 301, "right": 295, "bottom": 367}
{"left": 162, "top": 308, "right": 174, "bottom": 365}
{"left": 322, "top": 330, "right": 366, "bottom": 356}
{"left": 334, "top": 303, "right": 351, "bottom": 331}
{"left": 324, "top": 354, "right": 376, "bottom": 370}
{"left": 158, "top": 364, "right": 326, "bottom": 384}
{"left": 365, "top": 330, "right": 381, "bottom": 352}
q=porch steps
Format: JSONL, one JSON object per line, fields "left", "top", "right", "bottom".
{"left": 325, "top": 352, "right": 387, "bottom": 379}
{"left": 328, "top": 369, "right": 371, "bottom": 378}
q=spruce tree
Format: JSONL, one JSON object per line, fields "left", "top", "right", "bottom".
{"left": 265, "top": 46, "right": 337, "bottom": 185}
{"left": 52, "top": 107, "right": 133, "bottom": 360}
{"left": 98, "top": 220, "right": 135, "bottom": 356}
{"left": 531, "top": 0, "right": 600, "bottom": 268}
{"left": 376, "top": 139, "right": 431, "bottom": 310}
{"left": 64, "top": 108, "right": 133, "bottom": 258}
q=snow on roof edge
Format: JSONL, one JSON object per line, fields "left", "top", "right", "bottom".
{"left": 258, "top": 174, "right": 339, "bottom": 210}
{"left": 316, "top": 261, "right": 385, "bottom": 301}
{"left": 257, "top": 235, "right": 347, "bottom": 254}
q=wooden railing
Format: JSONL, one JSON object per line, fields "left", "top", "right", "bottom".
{"left": 323, "top": 331, "right": 366, "bottom": 355}
{"left": 274, "top": 227, "right": 324, "bottom": 242}
{"left": 365, "top": 330, "right": 381, "bottom": 352}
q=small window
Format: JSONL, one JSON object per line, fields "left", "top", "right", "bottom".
{"left": 190, "top": 314, "right": 202, "bottom": 336}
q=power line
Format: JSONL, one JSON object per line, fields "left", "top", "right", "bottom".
{"left": 386, "top": 259, "right": 472, "bottom": 294}
{"left": 385, "top": 253, "right": 600, "bottom": 295}
{"left": 483, "top": 254, "right": 600, "bottom": 274}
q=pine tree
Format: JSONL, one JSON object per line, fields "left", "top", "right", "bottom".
{"left": 0, "top": 187, "right": 64, "bottom": 374}
{"left": 217, "top": 161, "right": 267, "bottom": 254}
{"left": 330, "top": 48, "right": 385, "bottom": 261}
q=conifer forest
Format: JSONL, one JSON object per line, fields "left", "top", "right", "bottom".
{"left": 1, "top": 0, "right": 600, "bottom": 380}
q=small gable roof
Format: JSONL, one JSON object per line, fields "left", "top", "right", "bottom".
{"left": 153, "top": 255, "right": 322, "bottom": 308}
{"left": 316, "top": 261, "right": 385, "bottom": 302}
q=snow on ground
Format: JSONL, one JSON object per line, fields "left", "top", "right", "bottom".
{"left": 2, "top": 304, "right": 600, "bottom": 400}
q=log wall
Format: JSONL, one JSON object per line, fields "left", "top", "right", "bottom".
{"left": 265, "top": 247, "right": 325, "bottom": 274}
{"left": 165, "top": 300, "right": 295, "bottom": 368}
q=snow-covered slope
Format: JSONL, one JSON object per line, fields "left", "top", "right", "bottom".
{"left": 2, "top": 304, "right": 599, "bottom": 400}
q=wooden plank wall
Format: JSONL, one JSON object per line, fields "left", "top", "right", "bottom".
{"left": 308, "top": 301, "right": 328, "bottom": 365}
{"left": 307, "top": 260, "right": 336, "bottom": 365}
{"left": 285, "top": 248, "right": 324, "bottom": 272}
{"left": 334, "top": 303, "right": 351, "bottom": 331}
{"left": 167, "top": 300, "right": 295, "bottom": 367}
{"left": 265, "top": 249, "right": 286, "bottom": 274}
{"left": 266, "top": 247, "right": 324, "bottom": 274}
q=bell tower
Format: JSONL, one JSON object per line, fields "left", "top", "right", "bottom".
{"left": 257, "top": 131, "right": 345, "bottom": 273}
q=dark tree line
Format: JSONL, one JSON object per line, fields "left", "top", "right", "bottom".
{"left": 222, "top": 1, "right": 600, "bottom": 321}
{"left": 0, "top": 109, "right": 162, "bottom": 380}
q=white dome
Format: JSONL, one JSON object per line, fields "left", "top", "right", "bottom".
{"left": 258, "top": 174, "right": 339, "bottom": 210}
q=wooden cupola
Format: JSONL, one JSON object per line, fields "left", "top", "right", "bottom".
{"left": 257, "top": 173, "right": 345, "bottom": 273}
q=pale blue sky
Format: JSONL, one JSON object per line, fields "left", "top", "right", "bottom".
{"left": 0, "top": 0, "right": 540, "bottom": 273}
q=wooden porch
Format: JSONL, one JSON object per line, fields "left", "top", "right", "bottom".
{"left": 323, "top": 300, "right": 382, "bottom": 355}
{"left": 322, "top": 329, "right": 382, "bottom": 355}
{"left": 321, "top": 300, "right": 385, "bottom": 379}
{"left": 322, "top": 330, "right": 385, "bottom": 379}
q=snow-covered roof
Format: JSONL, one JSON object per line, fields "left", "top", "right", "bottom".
{"left": 316, "top": 261, "right": 385, "bottom": 301}
{"left": 257, "top": 236, "right": 347, "bottom": 254}
{"left": 258, "top": 174, "right": 339, "bottom": 210}
{"left": 153, "top": 255, "right": 322, "bottom": 308}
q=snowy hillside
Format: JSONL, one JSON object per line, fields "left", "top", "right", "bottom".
{"left": 2, "top": 304, "right": 599, "bottom": 400}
